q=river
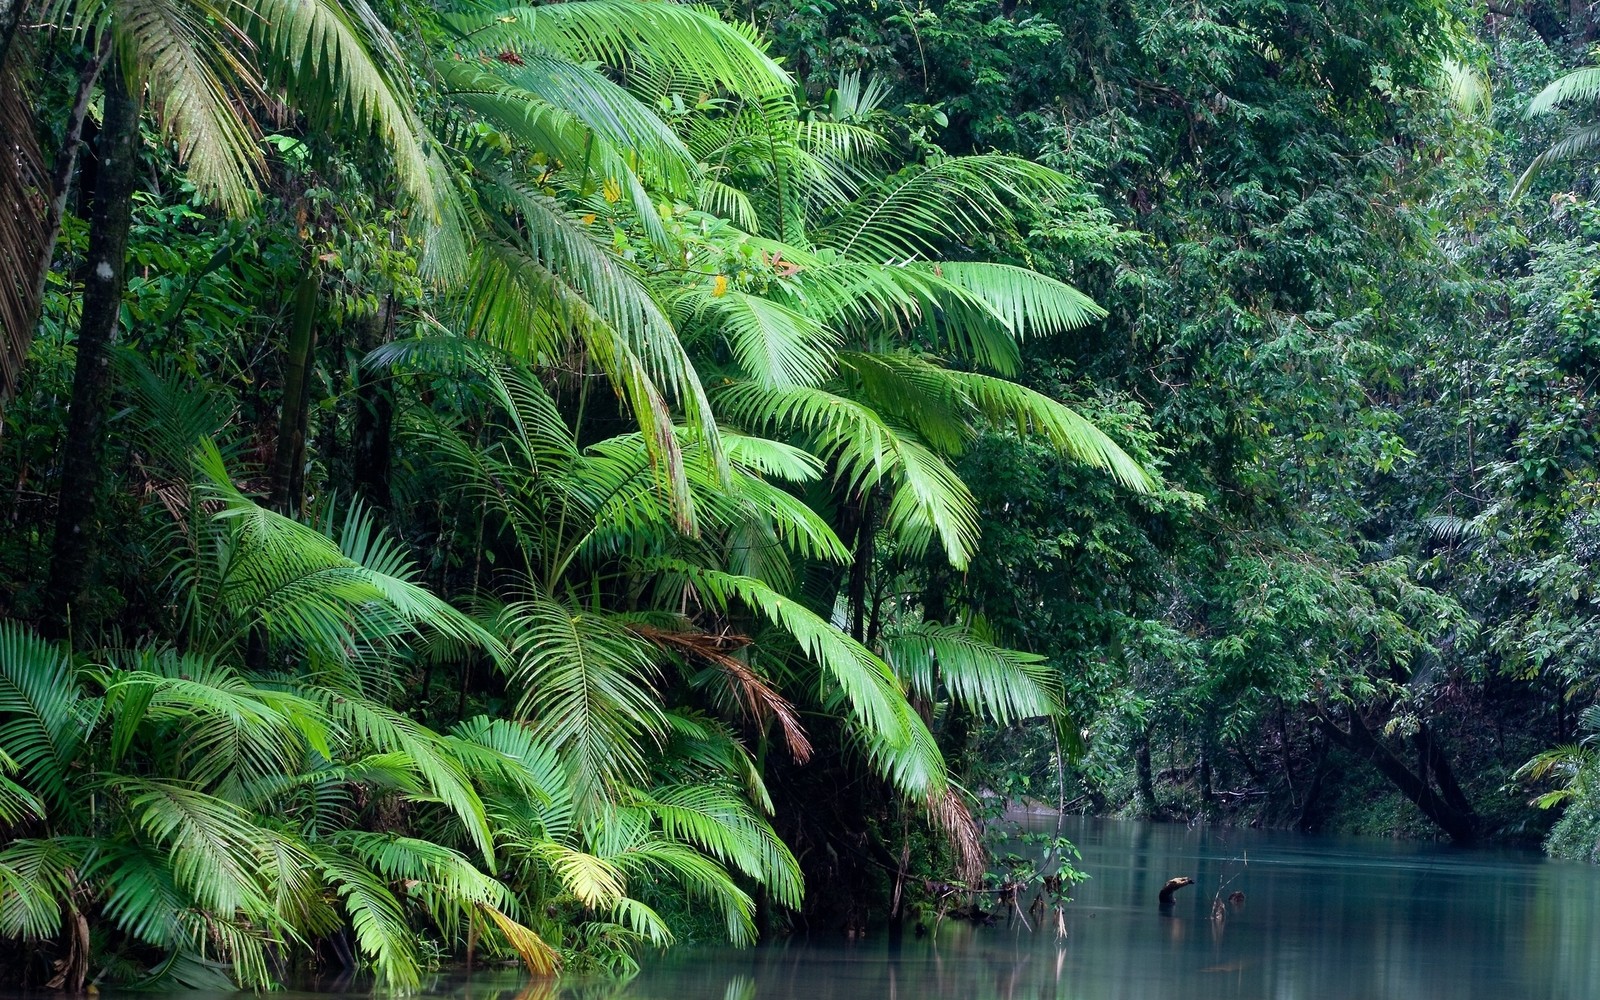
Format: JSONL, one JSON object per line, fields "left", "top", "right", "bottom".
{"left": 290, "top": 817, "right": 1600, "bottom": 1000}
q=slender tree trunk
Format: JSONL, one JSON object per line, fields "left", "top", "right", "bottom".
{"left": 44, "top": 66, "right": 140, "bottom": 631}
{"left": 846, "top": 488, "right": 876, "bottom": 643}
{"left": 270, "top": 270, "right": 318, "bottom": 514}
{"left": 352, "top": 295, "right": 393, "bottom": 508}
{"left": 1134, "top": 724, "right": 1157, "bottom": 816}
{"left": 1416, "top": 722, "right": 1475, "bottom": 819}
{"left": 31, "top": 36, "right": 110, "bottom": 313}
{"left": 1317, "top": 712, "right": 1477, "bottom": 843}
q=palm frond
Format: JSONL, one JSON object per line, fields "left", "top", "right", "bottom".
{"left": 916, "top": 261, "right": 1105, "bottom": 338}
{"left": 248, "top": 0, "right": 439, "bottom": 214}
{"left": 641, "top": 559, "right": 912, "bottom": 748}
{"left": 112, "top": 777, "right": 274, "bottom": 919}
{"left": 680, "top": 288, "right": 839, "bottom": 388}
{"left": 1527, "top": 66, "right": 1600, "bottom": 116}
{"left": 0, "top": 839, "right": 75, "bottom": 940}
{"left": 635, "top": 782, "right": 802, "bottom": 909}
{"left": 715, "top": 380, "right": 982, "bottom": 565}
{"left": 312, "top": 841, "right": 421, "bottom": 989}
{"left": 883, "top": 621, "right": 1063, "bottom": 725}
{"left": 446, "top": 1, "right": 788, "bottom": 98}
{"left": 819, "top": 155, "right": 1071, "bottom": 262}
{"left": 499, "top": 597, "right": 668, "bottom": 797}
{"left": 1513, "top": 123, "right": 1600, "bottom": 198}
{"left": 944, "top": 371, "right": 1153, "bottom": 490}
{"left": 0, "top": 623, "right": 86, "bottom": 813}
{"left": 110, "top": 0, "right": 264, "bottom": 214}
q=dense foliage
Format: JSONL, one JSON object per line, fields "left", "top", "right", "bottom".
{"left": 739, "top": 0, "right": 1600, "bottom": 854}
{"left": 6, "top": 0, "right": 1600, "bottom": 989}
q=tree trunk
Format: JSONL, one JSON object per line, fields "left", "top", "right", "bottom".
{"left": 1134, "top": 724, "right": 1157, "bottom": 816}
{"left": 1317, "top": 712, "right": 1478, "bottom": 843}
{"left": 270, "top": 270, "right": 319, "bottom": 514}
{"left": 1416, "top": 721, "right": 1475, "bottom": 819}
{"left": 43, "top": 66, "right": 140, "bottom": 631}
{"left": 31, "top": 36, "right": 111, "bottom": 314}
{"left": 845, "top": 488, "right": 876, "bottom": 643}
{"left": 352, "top": 295, "right": 393, "bottom": 508}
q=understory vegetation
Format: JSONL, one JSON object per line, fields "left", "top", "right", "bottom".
{"left": 4, "top": 0, "right": 1600, "bottom": 989}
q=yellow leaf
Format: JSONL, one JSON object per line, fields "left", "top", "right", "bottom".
{"left": 581, "top": 213, "right": 596, "bottom": 226}
{"left": 712, "top": 275, "right": 729, "bottom": 297}
{"left": 602, "top": 178, "right": 621, "bottom": 204}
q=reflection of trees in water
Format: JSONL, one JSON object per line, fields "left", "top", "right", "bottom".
{"left": 434, "top": 821, "right": 1600, "bottom": 1000}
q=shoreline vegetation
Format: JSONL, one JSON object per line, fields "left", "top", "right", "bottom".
{"left": 5, "top": 0, "right": 1600, "bottom": 989}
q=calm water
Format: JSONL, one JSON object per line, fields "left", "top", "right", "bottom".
{"left": 190, "top": 818, "right": 1600, "bottom": 1000}
{"left": 542, "top": 817, "right": 1600, "bottom": 1000}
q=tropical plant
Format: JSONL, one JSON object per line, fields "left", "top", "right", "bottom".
{"left": 1514, "top": 65, "right": 1600, "bottom": 198}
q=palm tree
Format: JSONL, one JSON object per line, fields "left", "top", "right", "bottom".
{"left": 638, "top": 74, "right": 1153, "bottom": 882}
{"left": 1514, "top": 65, "right": 1600, "bottom": 197}
{"left": 1, "top": 418, "right": 801, "bottom": 984}
{"left": 30, "top": 0, "right": 452, "bottom": 620}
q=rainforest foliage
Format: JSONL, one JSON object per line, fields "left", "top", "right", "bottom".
{"left": 4, "top": 0, "right": 1600, "bottom": 989}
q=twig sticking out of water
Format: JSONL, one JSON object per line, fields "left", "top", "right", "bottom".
{"left": 1210, "top": 851, "right": 1248, "bottom": 922}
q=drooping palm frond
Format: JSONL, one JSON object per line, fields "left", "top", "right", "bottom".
{"left": 916, "top": 261, "right": 1105, "bottom": 338}
{"left": 818, "top": 154, "right": 1072, "bottom": 261}
{"left": 1514, "top": 124, "right": 1600, "bottom": 199}
{"left": 118, "top": 349, "right": 243, "bottom": 478}
{"left": 312, "top": 840, "right": 422, "bottom": 988}
{"left": 633, "top": 782, "right": 802, "bottom": 909}
{"left": 311, "top": 688, "right": 500, "bottom": 863}
{"left": 248, "top": 0, "right": 442, "bottom": 218}
{"left": 640, "top": 558, "right": 912, "bottom": 749}
{"left": 732, "top": 245, "right": 1031, "bottom": 372}
{"left": 0, "top": 622, "right": 87, "bottom": 814}
{"left": 97, "top": 654, "right": 330, "bottom": 789}
{"left": 1526, "top": 66, "right": 1600, "bottom": 116}
{"left": 464, "top": 237, "right": 715, "bottom": 518}
{"left": 442, "top": 61, "right": 672, "bottom": 247}
{"left": 675, "top": 288, "right": 839, "bottom": 389}
{"left": 716, "top": 380, "right": 983, "bottom": 565}
{"left": 452, "top": 51, "right": 697, "bottom": 193}
{"left": 99, "top": 0, "right": 265, "bottom": 215}
{"left": 0, "top": 765, "right": 43, "bottom": 827}
{"left": 853, "top": 693, "right": 946, "bottom": 800}
{"left": 0, "top": 838, "right": 75, "bottom": 940}
{"left": 945, "top": 371, "right": 1153, "bottom": 491}
{"left": 188, "top": 441, "right": 504, "bottom": 664}
{"left": 1514, "top": 66, "right": 1600, "bottom": 198}
{"left": 593, "top": 816, "right": 757, "bottom": 944}
{"left": 444, "top": 1, "right": 788, "bottom": 99}
{"left": 498, "top": 596, "right": 668, "bottom": 797}
{"left": 112, "top": 777, "right": 277, "bottom": 919}
{"left": 575, "top": 433, "right": 849, "bottom": 565}
{"left": 882, "top": 621, "right": 1063, "bottom": 725}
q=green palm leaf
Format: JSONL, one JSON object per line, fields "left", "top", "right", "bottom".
{"left": 500, "top": 597, "right": 668, "bottom": 797}
{"left": 882, "top": 621, "right": 1063, "bottom": 725}
{"left": 0, "top": 622, "right": 86, "bottom": 813}
{"left": 945, "top": 370, "right": 1153, "bottom": 490}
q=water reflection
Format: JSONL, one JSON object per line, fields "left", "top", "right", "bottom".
{"left": 594, "top": 818, "right": 1600, "bottom": 1000}
{"left": 222, "top": 819, "right": 1600, "bottom": 1000}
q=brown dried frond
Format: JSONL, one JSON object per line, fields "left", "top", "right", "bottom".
{"left": 631, "top": 623, "right": 812, "bottom": 762}
{"left": 0, "top": 63, "right": 47, "bottom": 410}
{"left": 926, "top": 786, "right": 985, "bottom": 886}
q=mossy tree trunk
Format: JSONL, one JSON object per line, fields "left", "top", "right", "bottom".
{"left": 270, "top": 270, "right": 319, "bottom": 515}
{"left": 45, "top": 66, "right": 140, "bottom": 630}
